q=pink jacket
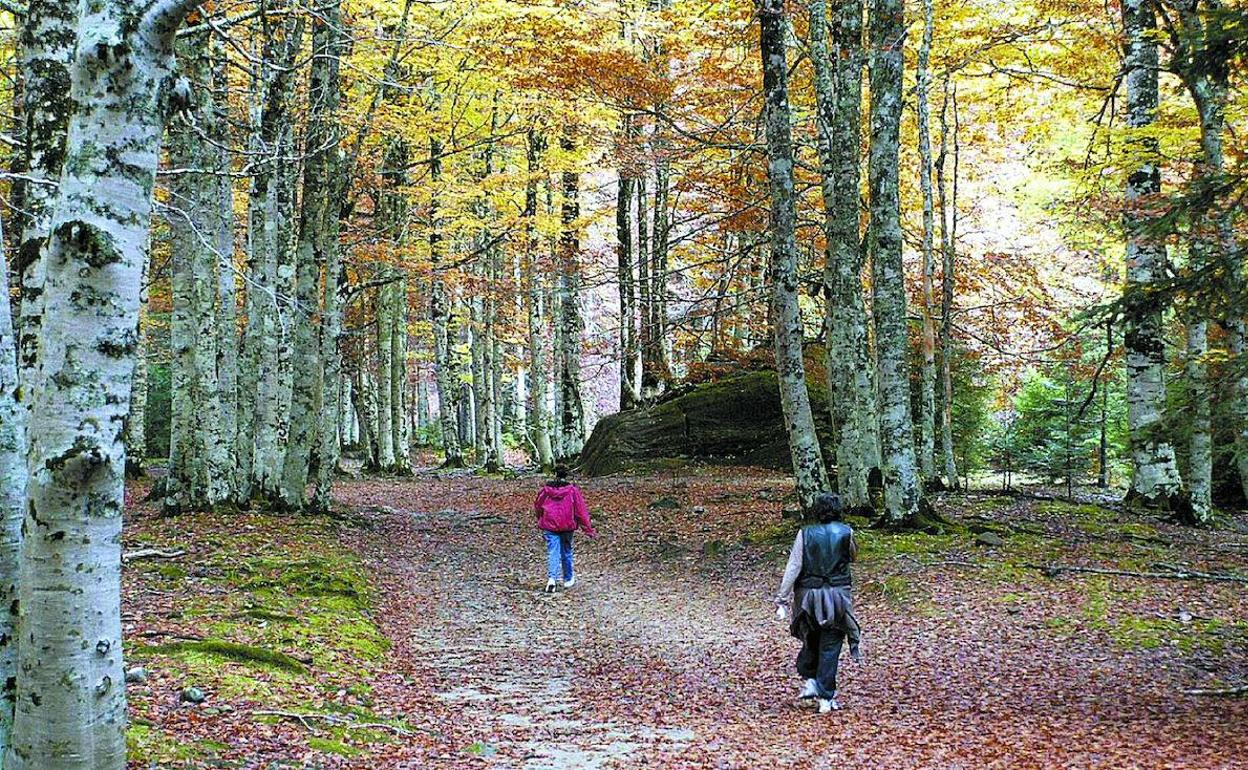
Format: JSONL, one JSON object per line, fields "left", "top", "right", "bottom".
{"left": 534, "top": 483, "right": 596, "bottom": 536}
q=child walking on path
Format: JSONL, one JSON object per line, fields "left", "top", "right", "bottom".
{"left": 534, "top": 466, "right": 597, "bottom": 593}
{"left": 774, "top": 492, "right": 862, "bottom": 714}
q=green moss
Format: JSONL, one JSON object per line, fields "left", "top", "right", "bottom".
{"left": 127, "top": 724, "right": 225, "bottom": 765}
{"left": 157, "top": 564, "right": 188, "bottom": 579}
{"left": 743, "top": 520, "right": 798, "bottom": 547}
{"left": 309, "top": 736, "right": 365, "bottom": 758}
{"left": 141, "top": 639, "right": 308, "bottom": 673}
{"left": 856, "top": 530, "right": 957, "bottom": 561}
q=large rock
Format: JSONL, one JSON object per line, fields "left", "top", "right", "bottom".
{"left": 579, "top": 370, "right": 835, "bottom": 476}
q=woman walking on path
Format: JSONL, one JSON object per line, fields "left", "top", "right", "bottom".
{"left": 534, "top": 466, "right": 597, "bottom": 593}
{"left": 775, "top": 492, "right": 862, "bottom": 713}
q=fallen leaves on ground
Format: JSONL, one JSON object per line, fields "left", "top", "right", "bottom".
{"left": 123, "top": 469, "right": 1248, "bottom": 769}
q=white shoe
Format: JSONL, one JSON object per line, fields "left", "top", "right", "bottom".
{"left": 817, "top": 698, "right": 841, "bottom": 714}
{"left": 544, "top": 579, "right": 558, "bottom": 593}
{"left": 563, "top": 577, "right": 575, "bottom": 589}
{"left": 799, "top": 679, "right": 819, "bottom": 699}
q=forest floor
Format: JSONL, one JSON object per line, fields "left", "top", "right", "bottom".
{"left": 124, "top": 465, "right": 1248, "bottom": 769}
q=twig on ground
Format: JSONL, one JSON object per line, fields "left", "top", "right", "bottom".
{"left": 1027, "top": 562, "right": 1248, "bottom": 583}
{"left": 252, "top": 709, "right": 419, "bottom": 736}
{"left": 123, "top": 547, "right": 187, "bottom": 563}
{"left": 1183, "top": 684, "right": 1248, "bottom": 697}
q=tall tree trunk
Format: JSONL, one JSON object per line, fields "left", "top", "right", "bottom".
{"left": 557, "top": 130, "right": 586, "bottom": 458}
{"left": 13, "top": 0, "right": 74, "bottom": 391}
{"left": 915, "top": 0, "right": 938, "bottom": 482}
{"left": 936, "top": 78, "right": 959, "bottom": 488}
{"left": 617, "top": 115, "right": 639, "bottom": 411}
{"left": 1121, "top": 0, "right": 1185, "bottom": 508}
{"left": 211, "top": 43, "right": 239, "bottom": 497}
{"left": 125, "top": 267, "right": 150, "bottom": 479}
{"left": 390, "top": 274, "right": 410, "bottom": 472}
{"left": 8, "top": 2, "right": 199, "bottom": 766}
{"left": 758, "top": 0, "right": 831, "bottom": 511}
{"left": 0, "top": 216, "right": 25, "bottom": 764}
{"left": 525, "top": 128, "right": 555, "bottom": 469}
{"left": 281, "top": 0, "right": 345, "bottom": 509}
{"left": 245, "top": 12, "right": 303, "bottom": 502}
{"left": 376, "top": 282, "right": 396, "bottom": 469}
{"left": 1176, "top": 0, "right": 1228, "bottom": 522}
{"left": 869, "top": 0, "right": 926, "bottom": 526}
{"left": 811, "top": 0, "right": 880, "bottom": 511}
{"left": 166, "top": 38, "right": 230, "bottom": 513}
{"left": 429, "top": 130, "right": 462, "bottom": 466}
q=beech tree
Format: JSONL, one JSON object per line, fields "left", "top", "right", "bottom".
{"left": 1120, "top": 0, "right": 1186, "bottom": 509}
{"left": 869, "top": 0, "right": 926, "bottom": 525}
{"left": 759, "top": 0, "right": 831, "bottom": 510}
{"left": 810, "top": 0, "right": 880, "bottom": 511}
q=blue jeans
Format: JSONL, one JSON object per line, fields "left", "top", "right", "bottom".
{"left": 543, "top": 531, "right": 574, "bottom": 582}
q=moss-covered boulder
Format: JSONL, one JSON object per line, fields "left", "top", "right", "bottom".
{"left": 579, "top": 370, "right": 835, "bottom": 476}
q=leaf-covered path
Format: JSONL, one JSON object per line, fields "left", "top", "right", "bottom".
{"left": 335, "top": 470, "right": 1248, "bottom": 769}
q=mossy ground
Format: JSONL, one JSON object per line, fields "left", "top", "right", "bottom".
{"left": 123, "top": 496, "right": 398, "bottom": 767}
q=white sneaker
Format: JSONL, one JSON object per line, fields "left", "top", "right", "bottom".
{"left": 563, "top": 577, "right": 575, "bottom": 589}
{"left": 817, "top": 698, "right": 841, "bottom": 714}
{"left": 544, "top": 579, "right": 558, "bottom": 593}
{"left": 799, "top": 679, "right": 819, "bottom": 699}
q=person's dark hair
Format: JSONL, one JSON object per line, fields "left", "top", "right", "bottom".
{"left": 553, "top": 465, "right": 570, "bottom": 481}
{"left": 809, "top": 492, "right": 844, "bottom": 523}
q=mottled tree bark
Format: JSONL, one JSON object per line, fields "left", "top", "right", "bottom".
{"left": 165, "top": 37, "right": 231, "bottom": 512}
{"left": 281, "top": 0, "right": 345, "bottom": 509}
{"left": 936, "top": 78, "right": 959, "bottom": 489}
{"left": 915, "top": 0, "right": 938, "bottom": 482}
{"left": 1121, "top": 0, "right": 1185, "bottom": 508}
{"left": 1174, "top": 0, "right": 1229, "bottom": 522}
{"left": 526, "top": 128, "right": 555, "bottom": 469}
{"left": 869, "top": 0, "right": 926, "bottom": 526}
{"left": 810, "top": 0, "right": 880, "bottom": 510}
{"left": 617, "top": 115, "right": 639, "bottom": 411}
{"left": 14, "top": 0, "right": 75, "bottom": 392}
{"left": 244, "top": 11, "right": 303, "bottom": 502}
{"left": 8, "top": 2, "right": 200, "bottom": 766}
{"left": 557, "top": 130, "right": 586, "bottom": 458}
{"left": 0, "top": 217, "right": 25, "bottom": 763}
{"left": 429, "top": 130, "right": 463, "bottom": 467}
{"left": 125, "top": 268, "right": 150, "bottom": 479}
{"left": 758, "top": 0, "right": 831, "bottom": 511}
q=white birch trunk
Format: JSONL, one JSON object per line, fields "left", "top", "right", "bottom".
{"left": 14, "top": 0, "right": 75, "bottom": 392}
{"left": 8, "top": 2, "right": 198, "bottom": 766}
{"left": 758, "top": 0, "right": 831, "bottom": 510}
{"left": 0, "top": 217, "right": 25, "bottom": 763}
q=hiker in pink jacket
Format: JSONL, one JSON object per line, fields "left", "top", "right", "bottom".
{"left": 534, "top": 465, "right": 597, "bottom": 593}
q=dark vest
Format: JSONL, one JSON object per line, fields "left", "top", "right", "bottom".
{"left": 797, "top": 522, "right": 853, "bottom": 588}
